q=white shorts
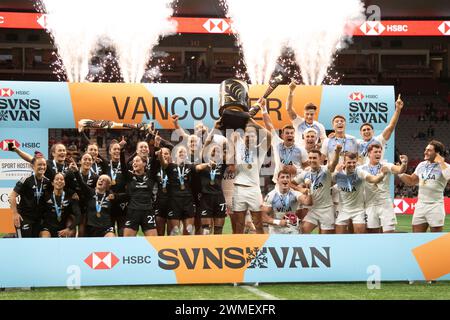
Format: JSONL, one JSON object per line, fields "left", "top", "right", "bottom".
{"left": 412, "top": 201, "right": 445, "bottom": 227}
{"left": 366, "top": 201, "right": 397, "bottom": 232}
{"left": 303, "top": 206, "right": 335, "bottom": 230}
{"left": 232, "top": 185, "right": 263, "bottom": 212}
{"left": 336, "top": 209, "right": 366, "bottom": 226}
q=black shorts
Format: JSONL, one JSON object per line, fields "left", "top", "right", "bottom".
{"left": 124, "top": 208, "right": 156, "bottom": 231}
{"left": 41, "top": 225, "right": 65, "bottom": 237}
{"left": 168, "top": 196, "right": 196, "bottom": 220}
{"left": 85, "top": 225, "right": 115, "bottom": 237}
{"left": 17, "top": 217, "right": 41, "bottom": 238}
{"left": 154, "top": 197, "right": 171, "bottom": 219}
{"left": 199, "top": 193, "right": 227, "bottom": 218}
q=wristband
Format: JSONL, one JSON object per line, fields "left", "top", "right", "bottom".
{"left": 273, "top": 219, "right": 281, "bottom": 226}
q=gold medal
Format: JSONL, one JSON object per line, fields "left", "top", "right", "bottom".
{"left": 162, "top": 187, "right": 167, "bottom": 193}
{"left": 57, "top": 216, "right": 62, "bottom": 222}
{"left": 96, "top": 212, "right": 101, "bottom": 218}
{"left": 180, "top": 184, "right": 185, "bottom": 190}
{"left": 247, "top": 164, "right": 252, "bottom": 169}
{"left": 210, "top": 180, "right": 215, "bottom": 185}
{"left": 111, "top": 180, "right": 116, "bottom": 186}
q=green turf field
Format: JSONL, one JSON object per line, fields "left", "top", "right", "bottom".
{"left": 1, "top": 215, "right": 449, "bottom": 300}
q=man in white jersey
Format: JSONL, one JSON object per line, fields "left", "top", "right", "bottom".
{"left": 357, "top": 94, "right": 404, "bottom": 163}
{"left": 262, "top": 169, "right": 312, "bottom": 234}
{"left": 399, "top": 140, "right": 450, "bottom": 232}
{"left": 321, "top": 115, "right": 358, "bottom": 164}
{"left": 293, "top": 145, "right": 341, "bottom": 234}
{"left": 232, "top": 119, "right": 272, "bottom": 234}
{"left": 303, "top": 128, "right": 319, "bottom": 153}
{"left": 285, "top": 82, "right": 327, "bottom": 146}
{"left": 260, "top": 101, "right": 308, "bottom": 183}
{"left": 334, "top": 152, "right": 388, "bottom": 234}
{"left": 361, "top": 144, "right": 408, "bottom": 233}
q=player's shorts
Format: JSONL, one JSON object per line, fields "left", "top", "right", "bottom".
{"left": 41, "top": 225, "right": 66, "bottom": 237}
{"left": 303, "top": 206, "right": 335, "bottom": 230}
{"left": 412, "top": 201, "right": 445, "bottom": 227}
{"left": 124, "top": 208, "right": 156, "bottom": 231}
{"left": 110, "top": 201, "right": 127, "bottom": 217}
{"left": 154, "top": 197, "right": 171, "bottom": 219}
{"left": 232, "top": 185, "right": 263, "bottom": 212}
{"left": 17, "top": 217, "right": 41, "bottom": 238}
{"left": 199, "top": 193, "right": 227, "bottom": 218}
{"left": 335, "top": 209, "right": 366, "bottom": 226}
{"left": 366, "top": 201, "right": 397, "bottom": 231}
{"left": 85, "top": 225, "right": 115, "bottom": 237}
{"left": 167, "top": 196, "right": 196, "bottom": 220}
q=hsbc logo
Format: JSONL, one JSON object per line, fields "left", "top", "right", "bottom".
{"left": 359, "top": 21, "right": 385, "bottom": 35}
{"left": 84, "top": 252, "right": 119, "bottom": 270}
{"left": 394, "top": 199, "right": 412, "bottom": 214}
{"left": 0, "top": 139, "right": 20, "bottom": 151}
{"left": 202, "top": 19, "right": 230, "bottom": 33}
{"left": 349, "top": 92, "right": 364, "bottom": 101}
{"left": 0, "top": 88, "right": 14, "bottom": 97}
{"left": 438, "top": 21, "right": 450, "bottom": 35}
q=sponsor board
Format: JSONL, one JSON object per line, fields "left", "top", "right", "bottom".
{"left": 0, "top": 159, "right": 32, "bottom": 180}
{"left": 394, "top": 198, "right": 450, "bottom": 215}
{"left": 0, "top": 188, "right": 12, "bottom": 209}
{"left": 0, "top": 233, "right": 449, "bottom": 288}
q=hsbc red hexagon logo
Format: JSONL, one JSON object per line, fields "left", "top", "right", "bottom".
{"left": 0, "top": 88, "right": 14, "bottom": 97}
{"left": 359, "top": 21, "right": 386, "bottom": 35}
{"left": 84, "top": 252, "right": 119, "bottom": 270}
{"left": 349, "top": 92, "right": 364, "bottom": 101}
{"left": 394, "top": 199, "right": 410, "bottom": 214}
{"left": 0, "top": 139, "right": 20, "bottom": 151}
{"left": 202, "top": 18, "right": 230, "bottom": 33}
{"left": 438, "top": 21, "right": 450, "bottom": 35}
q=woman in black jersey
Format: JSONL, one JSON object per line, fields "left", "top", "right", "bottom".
{"left": 74, "top": 152, "right": 98, "bottom": 237}
{"left": 162, "top": 146, "right": 196, "bottom": 235}
{"left": 40, "top": 173, "right": 81, "bottom": 238}
{"left": 195, "top": 144, "right": 228, "bottom": 235}
{"left": 154, "top": 147, "right": 172, "bottom": 236}
{"left": 9, "top": 152, "right": 51, "bottom": 238}
{"left": 123, "top": 155, "right": 157, "bottom": 237}
{"left": 105, "top": 140, "right": 127, "bottom": 236}
{"left": 69, "top": 162, "right": 116, "bottom": 237}
{"left": 79, "top": 128, "right": 108, "bottom": 176}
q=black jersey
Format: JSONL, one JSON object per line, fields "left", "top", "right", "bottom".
{"left": 125, "top": 172, "right": 155, "bottom": 210}
{"left": 13, "top": 174, "right": 51, "bottom": 220}
{"left": 198, "top": 164, "right": 227, "bottom": 195}
{"left": 43, "top": 192, "right": 81, "bottom": 229}
{"left": 166, "top": 163, "right": 195, "bottom": 198}
{"left": 105, "top": 150, "right": 127, "bottom": 194}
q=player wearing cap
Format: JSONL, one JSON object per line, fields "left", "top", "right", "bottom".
{"left": 361, "top": 144, "right": 408, "bottom": 233}
{"left": 399, "top": 140, "right": 450, "bottom": 232}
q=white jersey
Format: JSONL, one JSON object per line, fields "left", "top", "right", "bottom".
{"left": 321, "top": 134, "right": 358, "bottom": 163}
{"left": 357, "top": 134, "right": 387, "bottom": 163}
{"left": 360, "top": 162, "right": 394, "bottom": 207}
{"left": 414, "top": 161, "right": 450, "bottom": 203}
{"left": 234, "top": 136, "right": 268, "bottom": 187}
{"left": 263, "top": 188, "right": 302, "bottom": 234}
{"left": 294, "top": 165, "right": 333, "bottom": 209}
{"left": 271, "top": 130, "right": 308, "bottom": 183}
{"left": 333, "top": 167, "right": 368, "bottom": 213}
{"left": 292, "top": 116, "right": 327, "bottom": 144}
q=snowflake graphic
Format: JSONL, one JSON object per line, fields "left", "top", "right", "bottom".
{"left": 246, "top": 247, "right": 268, "bottom": 268}
{"left": 349, "top": 113, "right": 360, "bottom": 123}
{"left": 0, "top": 111, "right": 8, "bottom": 121}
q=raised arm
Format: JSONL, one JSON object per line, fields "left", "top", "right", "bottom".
{"left": 260, "top": 99, "right": 275, "bottom": 132}
{"left": 11, "top": 146, "right": 33, "bottom": 163}
{"left": 327, "top": 144, "right": 342, "bottom": 172}
{"left": 248, "top": 117, "right": 272, "bottom": 148}
{"left": 398, "top": 172, "right": 419, "bottom": 186}
{"left": 390, "top": 155, "right": 408, "bottom": 174}
{"left": 382, "top": 94, "right": 404, "bottom": 141}
{"left": 286, "top": 81, "right": 300, "bottom": 122}
{"left": 435, "top": 153, "right": 450, "bottom": 180}
{"left": 171, "top": 114, "right": 189, "bottom": 140}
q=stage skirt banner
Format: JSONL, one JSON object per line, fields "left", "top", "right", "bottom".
{"left": 0, "top": 233, "right": 449, "bottom": 288}
{"left": 394, "top": 198, "right": 450, "bottom": 215}
{"left": 0, "top": 81, "right": 395, "bottom": 232}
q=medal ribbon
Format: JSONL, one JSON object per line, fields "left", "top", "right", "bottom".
{"left": 53, "top": 191, "right": 65, "bottom": 220}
